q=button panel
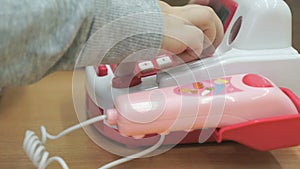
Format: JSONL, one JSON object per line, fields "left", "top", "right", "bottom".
{"left": 135, "top": 54, "right": 176, "bottom": 77}
{"left": 95, "top": 54, "right": 177, "bottom": 88}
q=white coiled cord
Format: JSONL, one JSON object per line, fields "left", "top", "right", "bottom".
{"left": 23, "top": 130, "right": 69, "bottom": 169}
{"left": 23, "top": 115, "right": 165, "bottom": 169}
{"left": 23, "top": 115, "right": 106, "bottom": 169}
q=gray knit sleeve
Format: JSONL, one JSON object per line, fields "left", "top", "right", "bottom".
{"left": 76, "top": 0, "right": 163, "bottom": 67}
{"left": 0, "top": 0, "right": 163, "bottom": 87}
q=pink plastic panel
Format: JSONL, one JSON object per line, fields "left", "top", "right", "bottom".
{"left": 215, "top": 88, "right": 300, "bottom": 151}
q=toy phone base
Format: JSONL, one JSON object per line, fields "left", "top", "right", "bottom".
{"left": 86, "top": 88, "right": 300, "bottom": 151}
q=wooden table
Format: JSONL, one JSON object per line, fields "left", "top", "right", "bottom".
{"left": 0, "top": 70, "right": 300, "bottom": 169}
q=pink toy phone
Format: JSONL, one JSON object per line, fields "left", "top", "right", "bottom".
{"left": 106, "top": 74, "right": 298, "bottom": 138}
{"left": 84, "top": 0, "right": 300, "bottom": 151}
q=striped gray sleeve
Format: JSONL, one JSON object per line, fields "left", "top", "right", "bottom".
{"left": 77, "top": 0, "right": 163, "bottom": 66}
{"left": 0, "top": 0, "right": 163, "bottom": 87}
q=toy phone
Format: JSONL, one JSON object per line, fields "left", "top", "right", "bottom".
{"left": 105, "top": 74, "right": 298, "bottom": 138}
{"left": 84, "top": 0, "right": 300, "bottom": 151}
{"left": 23, "top": 1, "right": 300, "bottom": 169}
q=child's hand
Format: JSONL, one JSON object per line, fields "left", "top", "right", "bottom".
{"left": 158, "top": 1, "right": 223, "bottom": 62}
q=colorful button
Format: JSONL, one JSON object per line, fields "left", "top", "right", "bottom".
{"left": 201, "top": 87, "right": 214, "bottom": 96}
{"left": 242, "top": 74, "right": 273, "bottom": 88}
{"left": 138, "top": 61, "right": 155, "bottom": 73}
{"left": 156, "top": 55, "right": 173, "bottom": 68}
{"left": 97, "top": 65, "right": 108, "bottom": 76}
{"left": 193, "top": 82, "right": 204, "bottom": 89}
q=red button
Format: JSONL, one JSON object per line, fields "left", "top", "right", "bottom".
{"left": 97, "top": 65, "right": 108, "bottom": 76}
{"left": 242, "top": 74, "right": 273, "bottom": 88}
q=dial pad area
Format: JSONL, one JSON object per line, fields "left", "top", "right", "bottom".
{"left": 135, "top": 54, "right": 177, "bottom": 77}
{"left": 94, "top": 54, "right": 177, "bottom": 88}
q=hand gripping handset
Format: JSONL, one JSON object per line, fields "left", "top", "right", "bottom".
{"left": 106, "top": 74, "right": 298, "bottom": 138}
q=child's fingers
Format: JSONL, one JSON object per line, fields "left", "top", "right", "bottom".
{"left": 158, "top": 1, "right": 222, "bottom": 62}
{"left": 188, "top": 5, "right": 223, "bottom": 47}
{"left": 175, "top": 48, "right": 201, "bottom": 63}
{"left": 174, "top": 5, "right": 224, "bottom": 48}
{"left": 181, "top": 24, "right": 204, "bottom": 57}
{"left": 161, "top": 15, "right": 204, "bottom": 60}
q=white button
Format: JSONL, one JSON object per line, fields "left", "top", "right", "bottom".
{"left": 138, "top": 61, "right": 155, "bottom": 73}
{"left": 156, "top": 55, "right": 173, "bottom": 68}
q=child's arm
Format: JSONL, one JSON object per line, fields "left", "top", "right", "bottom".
{"left": 0, "top": 0, "right": 162, "bottom": 87}
{"left": 0, "top": 0, "right": 223, "bottom": 88}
